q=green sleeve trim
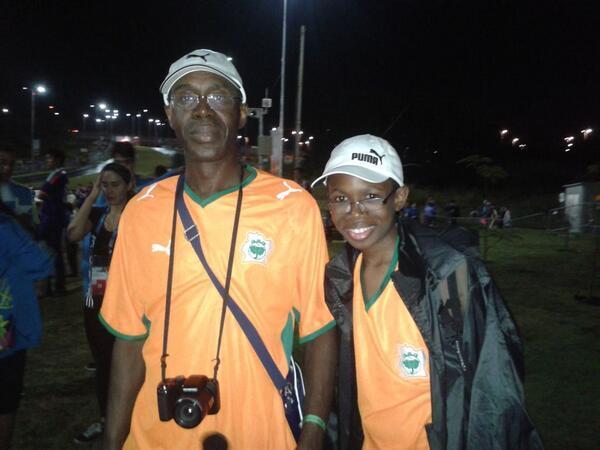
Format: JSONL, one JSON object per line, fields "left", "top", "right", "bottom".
{"left": 98, "top": 312, "right": 149, "bottom": 341}
{"left": 298, "top": 320, "right": 336, "bottom": 345}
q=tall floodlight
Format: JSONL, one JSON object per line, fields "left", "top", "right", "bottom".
{"left": 28, "top": 85, "right": 47, "bottom": 159}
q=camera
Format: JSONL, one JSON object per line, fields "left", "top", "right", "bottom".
{"left": 157, "top": 375, "right": 220, "bottom": 429}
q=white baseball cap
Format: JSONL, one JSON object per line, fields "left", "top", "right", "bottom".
{"left": 311, "top": 134, "right": 404, "bottom": 188}
{"left": 159, "top": 49, "right": 247, "bottom": 105}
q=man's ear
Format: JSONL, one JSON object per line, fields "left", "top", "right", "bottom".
{"left": 394, "top": 186, "right": 410, "bottom": 211}
{"left": 238, "top": 104, "right": 248, "bottom": 129}
{"left": 164, "top": 105, "right": 174, "bottom": 130}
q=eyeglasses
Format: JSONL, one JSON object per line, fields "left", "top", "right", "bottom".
{"left": 328, "top": 190, "right": 396, "bottom": 215}
{"left": 170, "top": 92, "right": 240, "bottom": 111}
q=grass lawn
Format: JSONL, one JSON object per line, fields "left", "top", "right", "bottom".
{"left": 9, "top": 230, "right": 599, "bottom": 448}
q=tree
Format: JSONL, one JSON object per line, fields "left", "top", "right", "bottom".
{"left": 457, "top": 154, "right": 508, "bottom": 196}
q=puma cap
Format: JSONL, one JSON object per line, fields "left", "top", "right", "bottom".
{"left": 311, "top": 134, "right": 404, "bottom": 188}
{"left": 160, "top": 49, "right": 246, "bottom": 105}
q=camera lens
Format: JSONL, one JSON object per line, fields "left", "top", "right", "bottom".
{"left": 174, "top": 398, "right": 204, "bottom": 429}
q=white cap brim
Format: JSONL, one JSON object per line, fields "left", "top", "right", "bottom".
{"left": 160, "top": 65, "right": 247, "bottom": 105}
{"left": 310, "top": 165, "right": 390, "bottom": 189}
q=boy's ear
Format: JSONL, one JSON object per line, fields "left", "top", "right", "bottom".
{"left": 393, "top": 186, "right": 410, "bottom": 211}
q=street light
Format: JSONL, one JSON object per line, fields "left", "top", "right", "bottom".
{"left": 25, "top": 84, "right": 47, "bottom": 159}
{"left": 511, "top": 137, "right": 519, "bottom": 146}
{"left": 500, "top": 129, "right": 509, "bottom": 138}
{"left": 81, "top": 114, "right": 89, "bottom": 132}
{"left": 581, "top": 128, "right": 593, "bottom": 139}
{"left": 1, "top": 108, "right": 8, "bottom": 114}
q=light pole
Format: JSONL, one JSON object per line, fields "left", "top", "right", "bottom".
{"left": 25, "top": 85, "right": 47, "bottom": 159}
{"left": 271, "top": 0, "right": 288, "bottom": 176}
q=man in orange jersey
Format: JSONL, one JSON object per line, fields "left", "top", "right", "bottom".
{"left": 100, "top": 49, "right": 336, "bottom": 450}
{"left": 315, "top": 135, "right": 543, "bottom": 450}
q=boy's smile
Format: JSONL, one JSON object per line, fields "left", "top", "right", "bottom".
{"left": 326, "top": 174, "right": 408, "bottom": 255}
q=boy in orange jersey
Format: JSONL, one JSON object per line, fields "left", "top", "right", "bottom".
{"left": 313, "top": 134, "right": 543, "bottom": 450}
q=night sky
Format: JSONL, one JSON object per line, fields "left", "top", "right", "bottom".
{"left": 2, "top": 0, "right": 600, "bottom": 182}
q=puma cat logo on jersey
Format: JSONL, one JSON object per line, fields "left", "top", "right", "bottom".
{"left": 276, "top": 181, "right": 302, "bottom": 200}
{"left": 137, "top": 183, "right": 158, "bottom": 202}
{"left": 151, "top": 240, "right": 171, "bottom": 256}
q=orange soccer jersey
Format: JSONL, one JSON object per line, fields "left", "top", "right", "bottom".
{"left": 100, "top": 167, "right": 334, "bottom": 450}
{"left": 353, "top": 244, "right": 432, "bottom": 450}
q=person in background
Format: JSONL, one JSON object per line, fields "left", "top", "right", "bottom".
{"left": 65, "top": 190, "right": 79, "bottom": 277}
{"left": 0, "top": 202, "right": 53, "bottom": 450}
{"left": 0, "top": 145, "right": 38, "bottom": 233}
{"left": 111, "top": 141, "right": 153, "bottom": 189}
{"left": 38, "top": 148, "right": 69, "bottom": 295}
{"left": 67, "top": 163, "right": 134, "bottom": 444}
{"left": 403, "top": 202, "right": 419, "bottom": 221}
{"left": 444, "top": 199, "right": 460, "bottom": 225}
{"left": 423, "top": 198, "right": 436, "bottom": 226}
{"left": 153, "top": 165, "right": 168, "bottom": 178}
{"left": 501, "top": 206, "right": 512, "bottom": 228}
{"left": 314, "top": 134, "right": 543, "bottom": 450}
{"left": 81, "top": 142, "right": 154, "bottom": 319}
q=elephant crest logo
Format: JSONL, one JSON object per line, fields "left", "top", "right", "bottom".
{"left": 398, "top": 344, "right": 427, "bottom": 378}
{"left": 241, "top": 232, "right": 273, "bottom": 265}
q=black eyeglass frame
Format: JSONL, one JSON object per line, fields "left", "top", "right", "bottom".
{"left": 328, "top": 189, "right": 397, "bottom": 215}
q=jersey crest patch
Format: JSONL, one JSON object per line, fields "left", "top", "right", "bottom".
{"left": 241, "top": 232, "right": 273, "bottom": 264}
{"left": 398, "top": 344, "right": 428, "bottom": 378}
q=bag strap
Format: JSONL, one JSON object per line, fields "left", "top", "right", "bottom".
{"left": 175, "top": 174, "right": 287, "bottom": 390}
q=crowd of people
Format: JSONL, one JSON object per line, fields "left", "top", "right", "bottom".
{"left": 0, "top": 48, "right": 543, "bottom": 450}
{"left": 402, "top": 197, "right": 512, "bottom": 230}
